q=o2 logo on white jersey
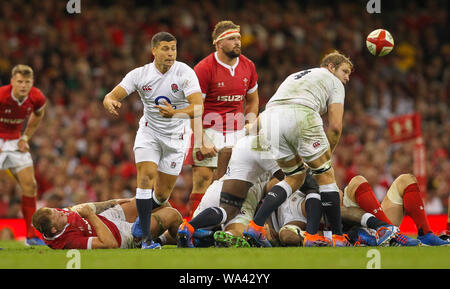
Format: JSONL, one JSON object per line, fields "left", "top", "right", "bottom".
{"left": 154, "top": 96, "right": 176, "bottom": 109}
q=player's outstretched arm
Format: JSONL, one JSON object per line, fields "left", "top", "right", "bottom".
{"left": 103, "top": 85, "right": 128, "bottom": 116}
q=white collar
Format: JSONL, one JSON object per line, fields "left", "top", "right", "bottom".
{"left": 11, "top": 90, "right": 28, "bottom": 106}
{"left": 214, "top": 52, "right": 239, "bottom": 76}
{"left": 43, "top": 223, "right": 69, "bottom": 240}
{"left": 152, "top": 61, "right": 176, "bottom": 76}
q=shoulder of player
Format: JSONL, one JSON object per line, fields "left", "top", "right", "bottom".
{"left": 174, "top": 60, "right": 195, "bottom": 73}
{"left": 194, "top": 53, "right": 215, "bottom": 72}
{"left": 29, "top": 86, "right": 46, "bottom": 98}
{"left": 0, "top": 84, "right": 12, "bottom": 97}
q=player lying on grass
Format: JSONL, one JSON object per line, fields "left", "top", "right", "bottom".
{"left": 268, "top": 173, "right": 450, "bottom": 247}
{"left": 32, "top": 198, "right": 182, "bottom": 249}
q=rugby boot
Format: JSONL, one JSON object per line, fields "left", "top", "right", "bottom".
{"left": 418, "top": 232, "right": 450, "bottom": 246}
{"left": 214, "top": 231, "right": 250, "bottom": 248}
{"left": 375, "top": 225, "right": 398, "bottom": 246}
{"left": 332, "top": 234, "right": 352, "bottom": 247}
{"left": 303, "top": 232, "right": 331, "bottom": 247}
{"left": 391, "top": 232, "right": 421, "bottom": 246}
{"left": 177, "top": 220, "right": 195, "bottom": 248}
{"left": 243, "top": 220, "right": 272, "bottom": 247}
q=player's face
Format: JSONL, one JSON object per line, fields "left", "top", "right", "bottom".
{"left": 152, "top": 40, "right": 177, "bottom": 69}
{"left": 330, "top": 63, "right": 352, "bottom": 84}
{"left": 218, "top": 35, "right": 241, "bottom": 58}
{"left": 50, "top": 208, "right": 68, "bottom": 231}
{"left": 11, "top": 73, "right": 33, "bottom": 98}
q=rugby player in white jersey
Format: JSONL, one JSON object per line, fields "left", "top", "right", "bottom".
{"left": 103, "top": 32, "right": 203, "bottom": 249}
{"left": 176, "top": 133, "right": 282, "bottom": 248}
{"left": 243, "top": 51, "right": 353, "bottom": 247}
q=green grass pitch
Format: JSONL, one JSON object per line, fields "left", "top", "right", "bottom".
{"left": 0, "top": 240, "right": 449, "bottom": 269}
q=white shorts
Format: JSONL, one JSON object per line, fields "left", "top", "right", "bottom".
{"left": 270, "top": 190, "right": 306, "bottom": 233}
{"left": 222, "top": 135, "right": 280, "bottom": 184}
{"left": 99, "top": 205, "right": 136, "bottom": 249}
{"left": 133, "top": 121, "right": 189, "bottom": 176}
{"left": 0, "top": 138, "right": 33, "bottom": 173}
{"left": 193, "top": 179, "right": 266, "bottom": 229}
{"left": 259, "top": 105, "right": 329, "bottom": 163}
{"left": 193, "top": 128, "right": 245, "bottom": 167}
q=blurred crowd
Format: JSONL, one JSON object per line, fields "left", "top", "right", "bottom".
{"left": 0, "top": 0, "right": 448, "bottom": 219}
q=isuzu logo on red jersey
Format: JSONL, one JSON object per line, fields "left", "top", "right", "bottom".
{"left": 217, "top": 95, "right": 244, "bottom": 102}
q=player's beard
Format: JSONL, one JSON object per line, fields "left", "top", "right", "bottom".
{"left": 224, "top": 47, "right": 241, "bottom": 59}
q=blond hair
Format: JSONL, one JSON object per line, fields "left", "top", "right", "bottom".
{"left": 11, "top": 64, "right": 34, "bottom": 78}
{"left": 212, "top": 20, "right": 240, "bottom": 43}
{"left": 32, "top": 208, "right": 53, "bottom": 238}
{"left": 320, "top": 50, "right": 353, "bottom": 70}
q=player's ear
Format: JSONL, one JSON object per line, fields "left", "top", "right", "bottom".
{"left": 327, "top": 63, "right": 336, "bottom": 73}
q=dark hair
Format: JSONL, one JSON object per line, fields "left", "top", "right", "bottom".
{"left": 151, "top": 32, "right": 177, "bottom": 48}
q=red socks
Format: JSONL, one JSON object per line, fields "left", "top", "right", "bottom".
{"left": 402, "top": 183, "right": 431, "bottom": 234}
{"left": 21, "top": 195, "right": 37, "bottom": 238}
{"left": 188, "top": 193, "right": 204, "bottom": 219}
{"left": 354, "top": 182, "right": 392, "bottom": 225}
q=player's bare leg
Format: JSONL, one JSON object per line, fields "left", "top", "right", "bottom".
{"left": 14, "top": 166, "right": 41, "bottom": 243}
{"left": 381, "top": 174, "right": 420, "bottom": 227}
{"left": 345, "top": 175, "right": 392, "bottom": 224}
{"left": 214, "top": 147, "right": 232, "bottom": 180}
{"left": 154, "top": 170, "right": 179, "bottom": 206}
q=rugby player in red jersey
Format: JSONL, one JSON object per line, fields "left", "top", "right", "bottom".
{"left": 32, "top": 198, "right": 182, "bottom": 249}
{"left": 186, "top": 21, "right": 259, "bottom": 217}
{"left": 0, "top": 64, "right": 46, "bottom": 246}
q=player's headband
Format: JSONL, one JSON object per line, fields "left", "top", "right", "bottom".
{"left": 213, "top": 29, "right": 241, "bottom": 45}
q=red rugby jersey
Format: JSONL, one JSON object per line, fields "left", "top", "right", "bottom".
{"left": 0, "top": 84, "right": 46, "bottom": 139}
{"left": 43, "top": 209, "right": 121, "bottom": 250}
{"left": 194, "top": 52, "right": 258, "bottom": 132}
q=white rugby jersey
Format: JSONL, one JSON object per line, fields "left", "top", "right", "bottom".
{"left": 119, "top": 61, "right": 201, "bottom": 136}
{"left": 266, "top": 67, "right": 345, "bottom": 115}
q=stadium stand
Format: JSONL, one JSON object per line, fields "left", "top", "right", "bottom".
{"left": 0, "top": 0, "right": 447, "bottom": 221}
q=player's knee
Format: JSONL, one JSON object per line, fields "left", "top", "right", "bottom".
{"left": 21, "top": 179, "right": 37, "bottom": 196}
{"left": 165, "top": 207, "right": 183, "bottom": 227}
{"left": 348, "top": 175, "right": 368, "bottom": 187}
{"left": 345, "top": 175, "right": 367, "bottom": 201}
{"left": 137, "top": 171, "right": 156, "bottom": 188}
{"left": 395, "top": 174, "right": 417, "bottom": 193}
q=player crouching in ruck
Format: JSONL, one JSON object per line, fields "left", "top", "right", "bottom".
{"left": 32, "top": 198, "right": 182, "bottom": 249}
